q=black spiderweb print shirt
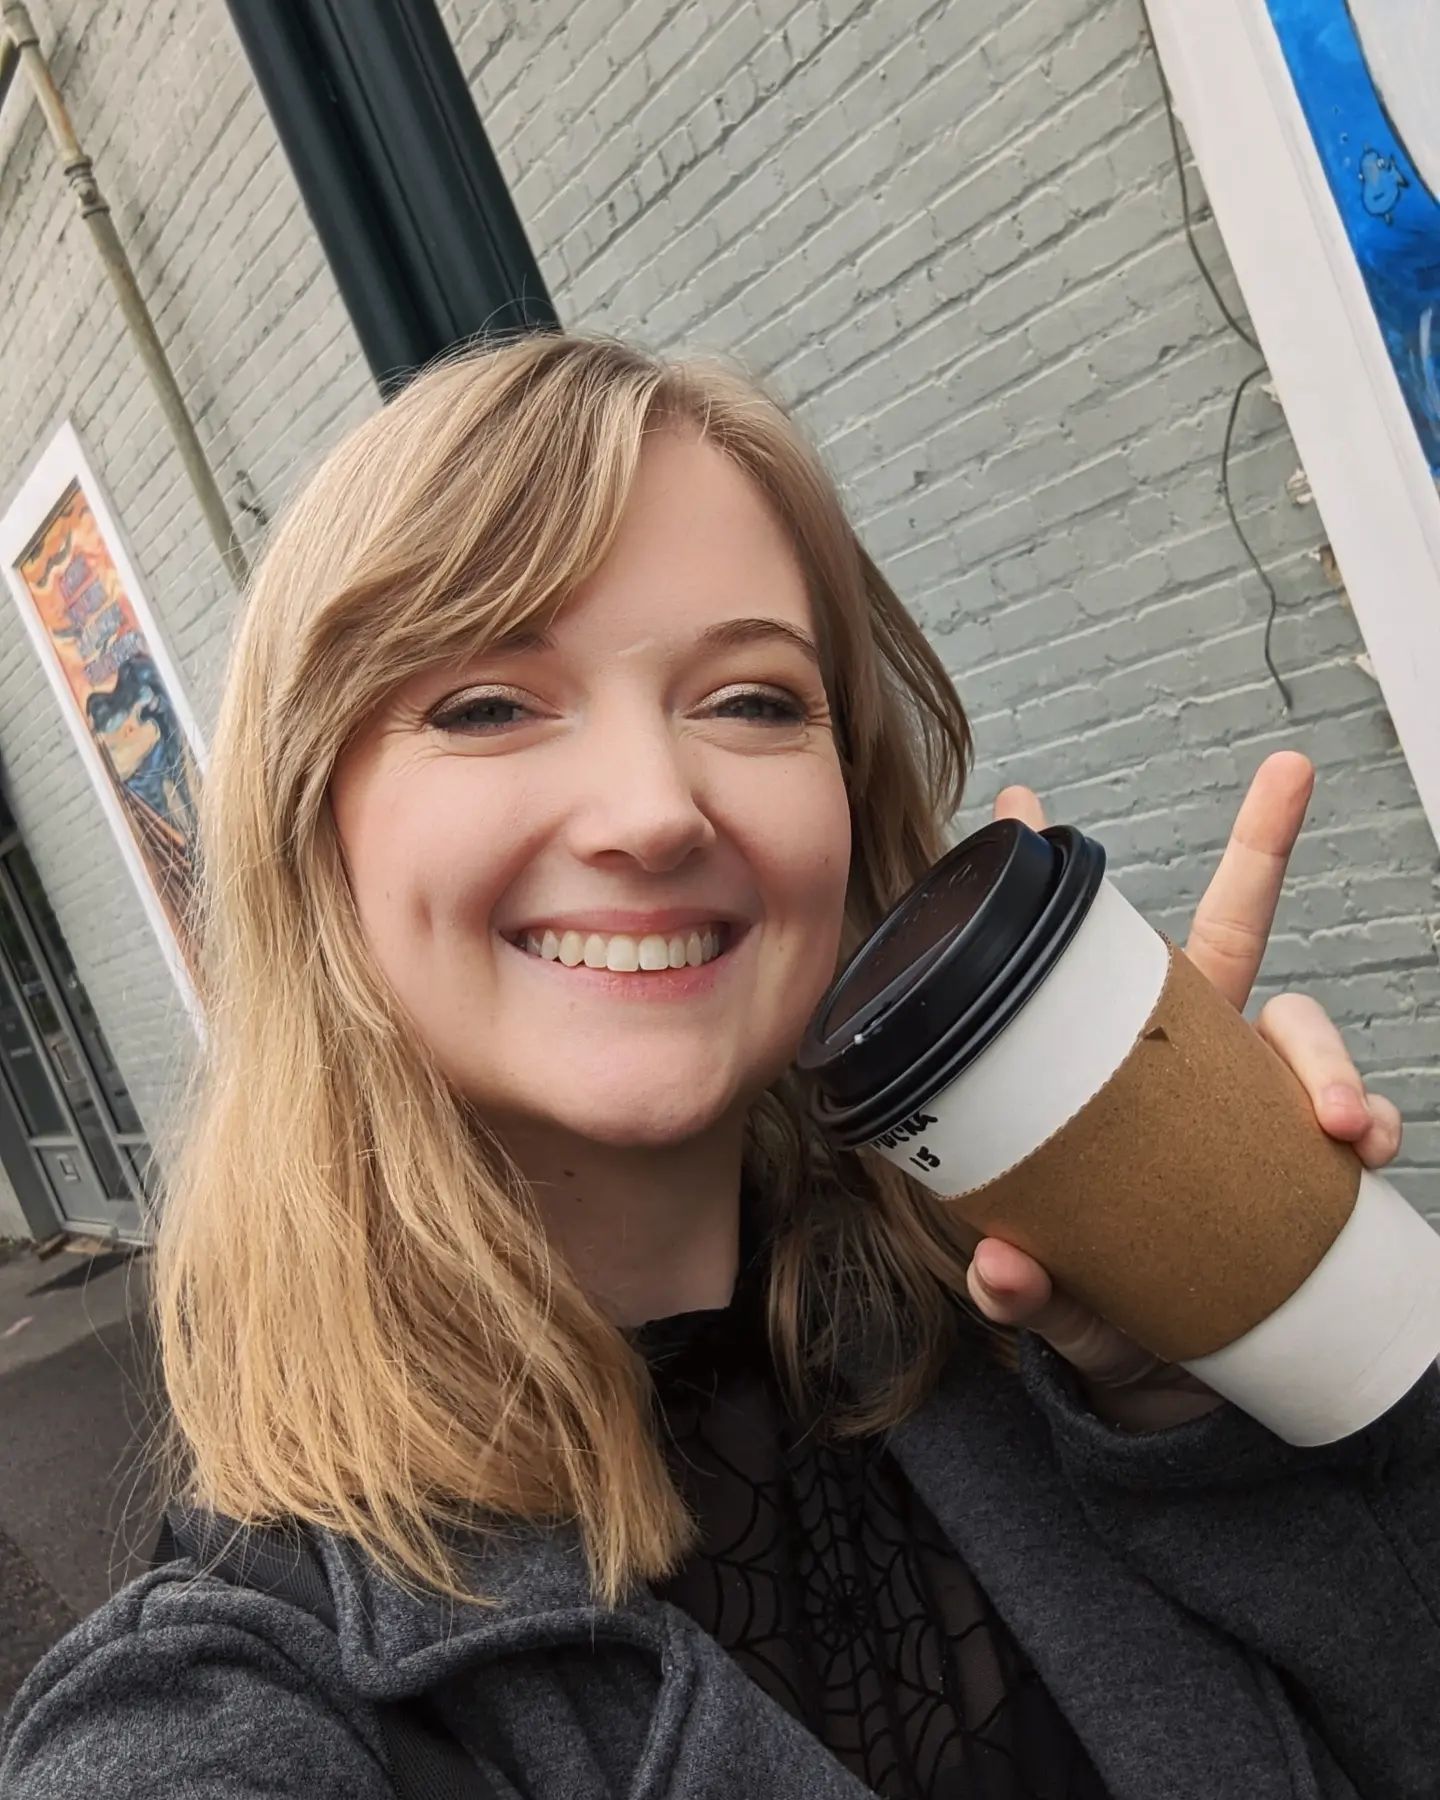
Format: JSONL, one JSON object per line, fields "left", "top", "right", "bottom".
{"left": 631, "top": 1233, "right": 1112, "bottom": 1800}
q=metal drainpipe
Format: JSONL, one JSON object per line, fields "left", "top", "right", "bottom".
{"left": 0, "top": 2, "right": 249, "bottom": 591}
{"left": 0, "top": 34, "right": 16, "bottom": 116}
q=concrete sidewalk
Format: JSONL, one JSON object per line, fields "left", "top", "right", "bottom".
{"left": 0, "top": 1240, "right": 160, "bottom": 1713}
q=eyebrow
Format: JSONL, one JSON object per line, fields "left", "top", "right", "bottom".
{"left": 491, "top": 616, "right": 822, "bottom": 667}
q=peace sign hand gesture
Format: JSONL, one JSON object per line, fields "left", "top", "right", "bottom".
{"left": 965, "top": 752, "right": 1404, "bottom": 1432}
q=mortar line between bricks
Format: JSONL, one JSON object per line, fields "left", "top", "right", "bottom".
{"left": 965, "top": 685, "right": 1392, "bottom": 762}
{"left": 863, "top": 399, "right": 1296, "bottom": 571}
{"left": 528, "top": 0, "right": 755, "bottom": 244}
{"left": 995, "top": 743, "right": 1410, "bottom": 814}
{"left": 170, "top": 206, "right": 332, "bottom": 371}
{"left": 838, "top": 278, "right": 1248, "bottom": 490}
{"left": 760, "top": 87, "right": 1163, "bottom": 390}
{"left": 1132, "top": 882, "right": 1438, "bottom": 919}
{"left": 659, "top": 44, "right": 1164, "bottom": 363}
{"left": 582, "top": 29, "right": 1148, "bottom": 334}
{"left": 131, "top": 85, "right": 263, "bottom": 254}
{"left": 1183, "top": 944, "right": 1435, "bottom": 975}
{"left": 107, "top": 96, "right": 258, "bottom": 311}
{"left": 461, "top": 16, "right": 520, "bottom": 91}
{"left": 501, "top": 0, "right": 701, "bottom": 168}
{"left": 1080, "top": 786, "right": 1427, "bottom": 840}
{"left": 983, "top": 686, "right": 1407, "bottom": 773}
{"left": 811, "top": 205, "right": 1236, "bottom": 454}
{"left": 926, "top": 538, "right": 1323, "bottom": 644}
{"left": 571, "top": 0, "right": 1123, "bottom": 314}
{"left": 1302, "top": 914, "right": 1438, "bottom": 944}
{"left": 182, "top": 264, "right": 341, "bottom": 409}
{"left": 164, "top": 187, "right": 322, "bottom": 353}
{"left": 151, "top": 128, "right": 285, "bottom": 315}
{"left": 860, "top": 450, "right": 1147, "bottom": 570}
{"left": 1150, "top": 651, "right": 1400, "bottom": 710}
{"left": 547, "top": 0, "right": 909, "bottom": 281}
{"left": 1264, "top": 868, "right": 1440, "bottom": 898}
{"left": 1170, "top": 941, "right": 1436, "bottom": 975}
{"left": 856, "top": 300, "right": 1224, "bottom": 478}
{"left": 817, "top": 257, "right": 1207, "bottom": 483}
{"left": 942, "top": 550, "right": 1326, "bottom": 682}
{"left": 1101, "top": 810, "right": 1433, "bottom": 874}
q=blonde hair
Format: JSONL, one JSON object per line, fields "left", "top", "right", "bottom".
{"left": 154, "top": 332, "right": 1016, "bottom": 1608}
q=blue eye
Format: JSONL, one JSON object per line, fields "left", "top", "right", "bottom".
{"left": 427, "top": 685, "right": 810, "bottom": 734}
{"left": 711, "top": 688, "right": 807, "bottom": 725}
{"left": 430, "top": 693, "right": 531, "bottom": 733}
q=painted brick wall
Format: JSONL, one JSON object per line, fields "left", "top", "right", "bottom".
{"left": 447, "top": 0, "right": 1440, "bottom": 1214}
{"left": 0, "top": 0, "right": 377, "bottom": 1231}
{"left": 0, "top": 0, "right": 1435, "bottom": 1240}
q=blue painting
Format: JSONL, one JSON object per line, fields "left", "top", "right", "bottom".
{"left": 1265, "top": 0, "right": 1440, "bottom": 473}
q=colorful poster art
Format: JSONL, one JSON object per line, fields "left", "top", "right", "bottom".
{"left": 0, "top": 423, "right": 204, "bottom": 1011}
{"left": 1265, "top": 0, "right": 1440, "bottom": 474}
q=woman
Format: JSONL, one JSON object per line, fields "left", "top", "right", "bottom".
{"left": 1, "top": 332, "right": 1433, "bottom": 1799}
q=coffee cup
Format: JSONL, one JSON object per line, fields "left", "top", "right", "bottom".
{"left": 797, "top": 819, "right": 1440, "bottom": 1445}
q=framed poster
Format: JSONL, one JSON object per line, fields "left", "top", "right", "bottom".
{"left": 1146, "top": 0, "right": 1440, "bottom": 848}
{"left": 1264, "top": 0, "right": 1440, "bottom": 473}
{"left": 0, "top": 421, "right": 205, "bottom": 1015}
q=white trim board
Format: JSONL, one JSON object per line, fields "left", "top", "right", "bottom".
{"left": 1147, "top": 0, "right": 1440, "bottom": 850}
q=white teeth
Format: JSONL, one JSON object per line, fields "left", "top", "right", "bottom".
{"left": 513, "top": 923, "right": 730, "bottom": 973}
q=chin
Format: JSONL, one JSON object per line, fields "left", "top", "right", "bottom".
{"left": 548, "top": 1094, "right": 734, "bottom": 1150}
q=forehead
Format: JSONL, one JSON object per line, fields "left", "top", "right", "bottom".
{"left": 552, "top": 433, "right": 815, "bottom": 641}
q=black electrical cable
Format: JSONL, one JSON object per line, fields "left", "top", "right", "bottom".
{"left": 1221, "top": 367, "right": 1295, "bottom": 709}
{"left": 1138, "top": 0, "right": 1293, "bottom": 713}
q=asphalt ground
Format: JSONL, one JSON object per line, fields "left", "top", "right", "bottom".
{"left": 0, "top": 1242, "right": 160, "bottom": 1713}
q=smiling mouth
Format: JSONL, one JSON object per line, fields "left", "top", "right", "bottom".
{"left": 503, "top": 923, "right": 734, "bottom": 974}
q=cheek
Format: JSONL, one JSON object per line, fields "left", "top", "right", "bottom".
{"left": 752, "top": 759, "right": 853, "bottom": 966}
{"left": 331, "top": 757, "right": 523, "bottom": 973}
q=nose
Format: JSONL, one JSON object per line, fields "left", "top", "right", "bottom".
{"left": 563, "top": 705, "right": 717, "bottom": 874}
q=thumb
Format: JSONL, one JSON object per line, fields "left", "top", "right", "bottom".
{"left": 969, "top": 1240, "right": 1164, "bottom": 1387}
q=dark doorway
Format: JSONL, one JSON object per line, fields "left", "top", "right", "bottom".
{"left": 0, "top": 808, "right": 148, "bottom": 1241}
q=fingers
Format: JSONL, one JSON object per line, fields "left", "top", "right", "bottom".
{"left": 993, "top": 786, "right": 1047, "bottom": 831}
{"left": 966, "top": 1238, "right": 1162, "bottom": 1386}
{"left": 1255, "top": 991, "right": 1405, "bottom": 1169}
{"left": 1184, "top": 752, "right": 1314, "bottom": 1012}
{"left": 1358, "top": 1092, "right": 1405, "bottom": 1169}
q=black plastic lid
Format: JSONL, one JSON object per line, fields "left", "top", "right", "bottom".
{"left": 797, "top": 819, "right": 1106, "bottom": 1145}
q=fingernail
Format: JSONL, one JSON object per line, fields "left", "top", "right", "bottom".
{"left": 1322, "top": 1083, "right": 1365, "bottom": 1116}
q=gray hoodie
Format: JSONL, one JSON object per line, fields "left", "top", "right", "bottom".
{"left": 3, "top": 1328, "right": 1437, "bottom": 1799}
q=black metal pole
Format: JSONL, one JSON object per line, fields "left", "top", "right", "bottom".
{"left": 222, "top": 0, "right": 558, "bottom": 396}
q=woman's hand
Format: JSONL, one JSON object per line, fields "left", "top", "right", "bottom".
{"left": 964, "top": 751, "right": 1404, "bottom": 1432}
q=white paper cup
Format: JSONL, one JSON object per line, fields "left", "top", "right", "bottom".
{"left": 799, "top": 822, "right": 1440, "bottom": 1446}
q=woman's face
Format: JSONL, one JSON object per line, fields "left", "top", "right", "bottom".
{"left": 329, "top": 432, "right": 853, "bottom": 1150}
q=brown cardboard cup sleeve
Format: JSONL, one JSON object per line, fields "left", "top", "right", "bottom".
{"left": 943, "top": 938, "right": 1363, "bottom": 1365}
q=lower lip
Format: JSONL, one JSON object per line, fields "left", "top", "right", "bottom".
{"left": 500, "top": 930, "right": 748, "bottom": 1001}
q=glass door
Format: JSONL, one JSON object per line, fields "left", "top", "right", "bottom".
{"left": 0, "top": 839, "right": 147, "bottom": 1240}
